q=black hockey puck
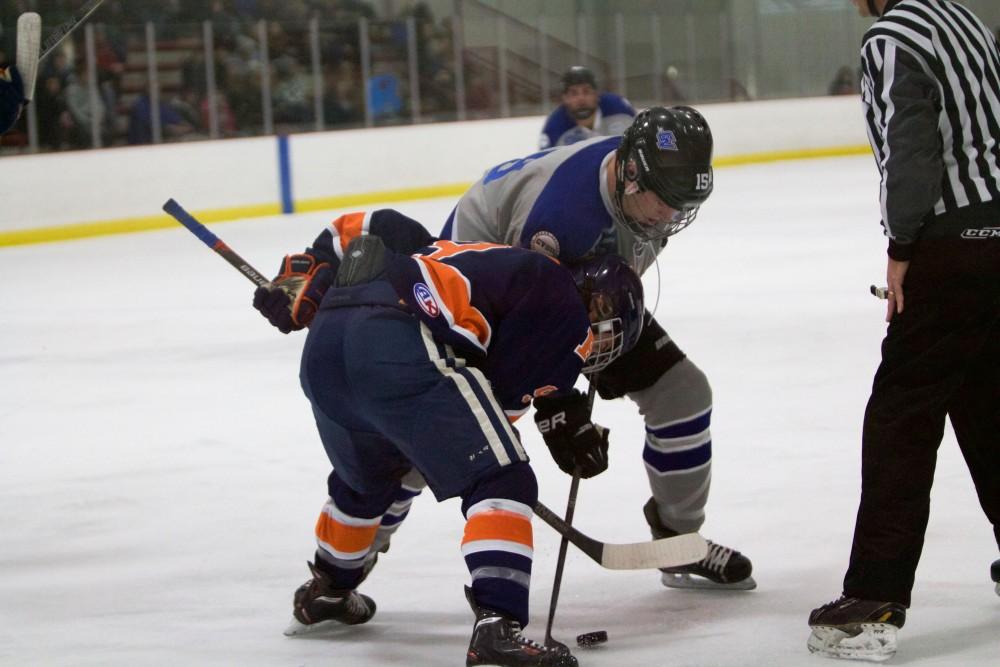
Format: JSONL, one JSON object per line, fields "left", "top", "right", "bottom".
{"left": 576, "top": 630, "right": 608, "bottom": 647}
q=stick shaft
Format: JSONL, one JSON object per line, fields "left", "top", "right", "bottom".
{"left": 39, "top": 0, "right": 106, "bottom": 61}
{"left": 163, "top": 198, "right": 271, "bottom": 287}
{"left": 544, "top": 382, "right": 597, "bottom": 646}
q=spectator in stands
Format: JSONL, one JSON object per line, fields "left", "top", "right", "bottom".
{"left": 64, "top": 60, "right": 106, "bottom": 148}
{"left": 126, "top": 92, "right": 194, "bottom": 145}
{"left": 538, "top": 65, "right": 635, "bottom": 149}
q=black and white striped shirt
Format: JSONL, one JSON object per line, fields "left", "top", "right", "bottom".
{"left": 859, "top": 0, "right": 1000, "bottom": 258}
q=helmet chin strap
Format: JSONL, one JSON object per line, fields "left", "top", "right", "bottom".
{"left": 867, "top": 0, "right": 881, "bottom": 16}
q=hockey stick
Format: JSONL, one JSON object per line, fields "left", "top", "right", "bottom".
{"left": 39, "top": 0, "right": 107, "bottom": 62}
{"left": 16, "top": 13, "right": 41, "bottom": 101}
{"left": 533, "top": 500, "right": 706, "bottom": 570}
{"left": 543, "top": 385, "right": 593, "bottom": 647}
{"left": 163, "top": 198, "right": 708, "bottom": 571}
{"left": 163, "top": 199, "right": 271, "bottom": 287}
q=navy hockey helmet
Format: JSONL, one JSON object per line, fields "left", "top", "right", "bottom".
{"left": 562, "top": 65, "right": 597, "bottom": 92}
{"left": 572, "top": 254, "right": 644, "bottom": 374}
{"left": 614, "top": 105, "right": 714, "bottom": 241}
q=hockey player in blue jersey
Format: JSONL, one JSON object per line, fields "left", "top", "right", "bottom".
{"left": 538, "top": 65, "right": 635, "bottom": 149}
{"left": 445, "top": 105, "right": 756, "bottom": 591}
{"left": 253, "top": 208, "right": 644, "bottom": 667}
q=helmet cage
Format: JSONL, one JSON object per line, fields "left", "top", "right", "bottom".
{"left": 582, "top": 317, "right": 626, "bottom": 373}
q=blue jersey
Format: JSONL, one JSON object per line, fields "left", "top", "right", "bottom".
{"left": 539, "top": 93, "right": 635, "bottom": 150}
{"left": 307, "top": 209, "right": 593, "bottom": 420}
{"left": 443, "top": 136, "right": 664, "bottom": 276}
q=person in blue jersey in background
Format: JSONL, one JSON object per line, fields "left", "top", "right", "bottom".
{"left": 444, "top": 105, "right": 756, "bottom": 593}
{"left": 252, "top": 209, "right": 645, "bottom": 667}
{"left": 538, "top": 65, "right": 635, "bottom": 149}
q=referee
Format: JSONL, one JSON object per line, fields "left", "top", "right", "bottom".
{"left": 808, "top": 0, "right": 1000, "bottom": 661}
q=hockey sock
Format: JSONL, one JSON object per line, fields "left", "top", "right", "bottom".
{"left": 313, "top": 474, "right": 398, "bottom": 590}
{"left": 460, "top": 463, "right": 538, "bottom": 626}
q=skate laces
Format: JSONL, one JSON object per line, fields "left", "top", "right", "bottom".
{"left": 702, "top": 541, "right": 734, "bottom": 573}
{"left": 510, "top": 623, "right": 549, "bottom": 652}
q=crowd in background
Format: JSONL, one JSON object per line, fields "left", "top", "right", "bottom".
{"left": 0, "top": 0, "right": 463, "bottom": 151}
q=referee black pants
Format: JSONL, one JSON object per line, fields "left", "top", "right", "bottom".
{"left": 843, "top": 237, "right": 1000, "bottom": 607}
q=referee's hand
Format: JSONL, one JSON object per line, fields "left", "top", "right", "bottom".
{"left": 885, "top": 258, "right": 909, "bottom": 322}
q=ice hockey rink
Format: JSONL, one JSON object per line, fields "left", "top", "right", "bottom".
{"left": 1, "top": 154, "right": 996, "bottom": 666}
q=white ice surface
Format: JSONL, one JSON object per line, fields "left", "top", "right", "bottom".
{"left": 1, "top": 156, "right": 997, "bottom": 666}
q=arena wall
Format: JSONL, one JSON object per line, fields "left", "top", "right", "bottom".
{"left": 0, "top": 95, "right": 869, "bottom": 245}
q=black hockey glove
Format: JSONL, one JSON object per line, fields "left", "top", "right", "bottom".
{"left": 533, "top": 389, "right": 609, "bottom": 479}
{"left": 253, "top": 253, "right": 333, "bottom": 333}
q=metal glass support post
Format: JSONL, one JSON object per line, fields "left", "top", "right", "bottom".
{"left": 309, "top": 15, "right": 324, "bottom": 132}
{"left": 615, "top": 13, "right": 626, "bottom": 98}
{"left": 406, "top": 15, "right": 421, "bottom": 123}
{"left": 203, "top": 20, "right": 220, "bottom": 139}
{"left": 84, "top": 23, "right": 101, "bottom": 147}
{"left": 498, "top": 16, "right": 509, "bottom": 117}
{"left": 451, "top": 13, "right": 466, "bottom": 121}
{"left": 359, "top": 16, "right": 373, "bottom": 128}
{"left": 652, "top": 14, "right": 663, "bottom": 102}
{"left": 145, "top": 21, "right": 162, "bottom": 144}
{"left": 257, "top": 19, "right": 273, "bottom": 135}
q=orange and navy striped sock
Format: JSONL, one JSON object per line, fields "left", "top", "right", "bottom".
{"left": 461, "top": 498, "right": 534, "bottom": 625}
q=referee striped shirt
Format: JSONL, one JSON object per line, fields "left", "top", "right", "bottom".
{"left": 859, "top": 0, "right": 1000, "bottom": 258}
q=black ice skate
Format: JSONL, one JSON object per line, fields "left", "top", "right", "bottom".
{"left": 643, "top": 498, "right": 756, "bottom": 590}
{"left": 992, "top": 558, "right": 999, "bottom": 597}
{"left": 283, "top": 561, "right": 376, "bottom": 636}
{"left": 807, "top": 595, "right": 906, "bottom": 662}
{"left": 464, "top": 587, "right": 577, "bottom": 667}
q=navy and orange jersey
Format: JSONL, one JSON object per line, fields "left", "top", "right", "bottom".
{"left": 307, "top": 208, "right": 436, "bottom": 269}
{"left": 385, "top": 240, "right": 592, "bottom": 419}
{"left": 302, "top": 209, "right": 592, "bottom": 420}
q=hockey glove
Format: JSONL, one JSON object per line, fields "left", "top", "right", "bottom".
{"left": 253, "top": 253, "right": 333, "bottom": 333}
{"left": 533, "top": 389, "right": 609, "bottom": 479}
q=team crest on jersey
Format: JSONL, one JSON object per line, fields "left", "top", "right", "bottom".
{"left": 413, "top": 283, "right": 440, "bottom": 317}
{"left": 530, "top": 231, "right": 560, "bottom": 258}
{"left": 656, "top": 130, "right": 678, "bottom": 151}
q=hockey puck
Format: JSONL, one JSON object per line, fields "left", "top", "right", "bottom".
{"left": 576, "top": 630, "right": 608, "bottom": 647}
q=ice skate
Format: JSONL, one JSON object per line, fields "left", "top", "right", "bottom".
{"left": 465, "top": 587, "right": 577, "bottom": 667}
{"left": 992, "top": 558, "right": 999, "bottom": 597}
{"left": 283, "top": 561, "right": 376, "bottom": 636}
{"left": 643, "top": 498, "right": 756, "bottom": 590}
{"left": 807, "top": 595, "right": 906, "bottom": 662}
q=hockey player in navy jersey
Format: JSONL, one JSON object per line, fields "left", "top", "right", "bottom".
{"left": 539, "top": 65, "right": 635, "bottom": 149}
{"left": 0, "top": 65, "right": 26, "bottom": 134}
{"left": 253, "top": 209, "right": 644, "bottom": 666}
{"left": 444, "top": 105, "right": 756, "bottom": 591}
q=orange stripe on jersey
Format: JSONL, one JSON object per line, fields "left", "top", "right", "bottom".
{"left": 330, "top": 211, "right": 366, "bottom": 252}
{"left": 417, "top": 257, "right": 491, "bottom": 348}
{"left": 575, "top": 328, "right": 594, "bottom": 363}
{"left": 424, "top": 240, "right": 506, "bottom": 259}
{"left": 315, "top": 511, "right": 379, "bottom": 555}
{"left": 462, "top": 509, "right": 533, "bottom": 549}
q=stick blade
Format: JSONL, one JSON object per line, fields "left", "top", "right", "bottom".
{"left": 16, "top": 13, "right": 41, "bottom": 101}
{"left": 600, "top": 532, "right": 707, "bottom": 570}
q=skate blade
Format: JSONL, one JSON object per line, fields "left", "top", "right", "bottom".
{"left": 995, "top": 581, "right": 999, "bottom": 597}
{"left": 807, "top": 624, "right": 898, "bottom": 662}
{"left": 283, "top": 617, "right": 342, "bottom": 636}
{"left": 661, "top": 572, "right": 757, "bottom": 591}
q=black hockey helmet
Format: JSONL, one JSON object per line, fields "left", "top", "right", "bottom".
{"left": 562, "top": 65, "right": 597, "bottom": 92}
{"left": 614, "top": 105, "right": 714, "bottom": 240}
{"left": 571, "top": 254, "right": 644, "bottom": 374}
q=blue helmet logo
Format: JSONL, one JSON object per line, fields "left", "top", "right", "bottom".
{"left": 656, "top": 130, "right": 678, "bottom": 151}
